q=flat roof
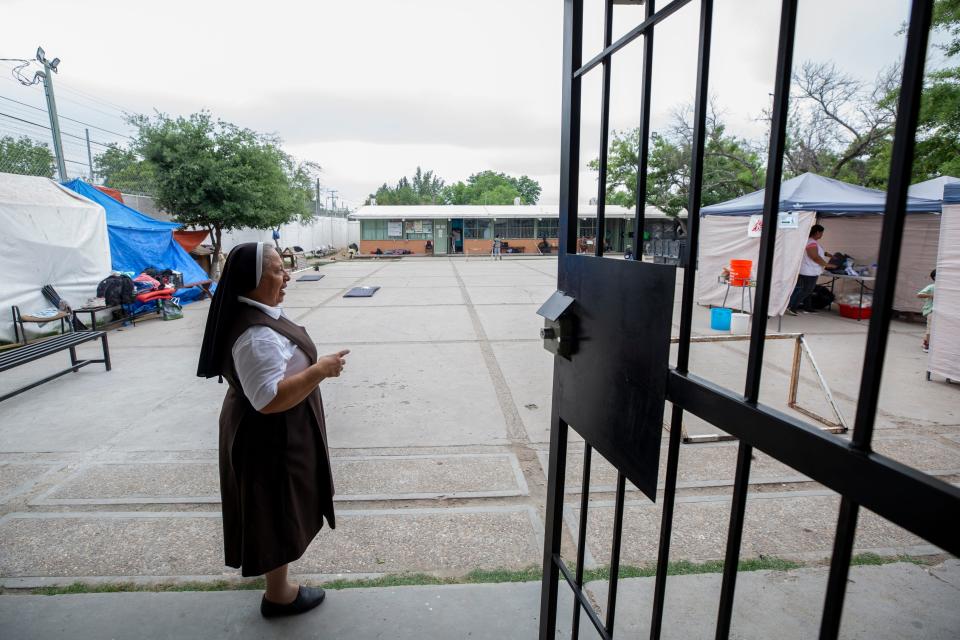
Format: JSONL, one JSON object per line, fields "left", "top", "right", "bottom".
{"left": 350, "top": 204, "right": 685, "bottom": 221}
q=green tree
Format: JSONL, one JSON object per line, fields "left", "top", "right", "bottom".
{"left": 593, "top": 103, "right": 764, "bottom": 216}
{"left": 367, "top": 167, "right": 445, "bottom": 204}
{"left": 0, "top": 135, "right": 54, "bottom": 177}
{"left": 130, "top": 112, "right": 318, "bottom": 265}
{"left": 94, "top": 144, "right": 157, "bottom": 194}
{"left": 443, "top": 170, "right": 541, "bottom": 205}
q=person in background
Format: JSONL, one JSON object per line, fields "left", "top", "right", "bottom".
{"left": 787, "top": 224, "right": 832, "bottom": 315}
{"left": 918, "top": 269, "right": 936, "bottom": 352}
{"left": 492, "top": 234, "right": 503, "bottom": 260}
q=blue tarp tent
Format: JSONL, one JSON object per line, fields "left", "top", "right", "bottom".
{"left": 700, "top": 172, "right": 942, "bottom": 216}
{"left": 62, "top": 180, "right": 211, "bottom": 304}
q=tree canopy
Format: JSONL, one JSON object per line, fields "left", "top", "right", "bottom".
{"left": 591, "top": 103, "right": 764, "bottom": 216}
{"left": 0, "top": 136, "right": 55, "bottom": 178}
{"left": 367, "top": 168, "right": 542, "bottom": 205}
{"left": 125, "top": 112, "right": 318, "bottom": 258}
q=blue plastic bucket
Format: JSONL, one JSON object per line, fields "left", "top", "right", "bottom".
{"left": 711, "top": 307, "right": 732, "bottom": 331}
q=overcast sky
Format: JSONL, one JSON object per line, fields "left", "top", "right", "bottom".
{"left": 0, "top": 0, "right": 943, "bottom": 208}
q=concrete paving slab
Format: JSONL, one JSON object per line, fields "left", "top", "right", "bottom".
{"left": 324, "top": 286, "right": 465, "bottom": 307}
{"left": 571, "top": 492, "right": 933, "bottom": 567}
{"left": 0, "top": 507, "right": 542, "bottom": 579}
{"left": 353, "top": 276, "right": 462, "bottom": 288}
{"left": 465, "top": 285, "right": 555, "bottom": 305}
{"left": 584, "top": 560, "right": 960, "bottom": 640}
{"left": 316, "top": 342, "right": 509, "bottom": 448}
{"left": 473, "top": 304, "right": 542, "bottom": 341}
{"left": 489, "top": 342, "right": 555, "bottom": 444}
{"left": 291, "top": 506, "right": 542, "bottom": 575}
{"left": 332, "top": 454, "right": 528, "bottom": 500}
{"left": 299, "top": 306, "right": 477, "bottom": 343}
{"left": 33, "top": 454, "right": 528, "bottom": 505}
{"left": 0, "top": 463, "right": 62, "bottom": 504}
{"left": 2, "top": 561, "right": 954, "bottom": 640}
{"left": 0, "top": 581, "right": 577, "bottom": 640}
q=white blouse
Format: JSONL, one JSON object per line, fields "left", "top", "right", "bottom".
{"left": 232, "top": 296, "right": 311, "bottom": 411}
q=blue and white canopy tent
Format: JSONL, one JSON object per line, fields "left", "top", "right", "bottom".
{"left": 696, "top": 173, "right": 942, "bottom": 316}
{"left": 62, "top": 180, "right": 213, "bottom": 307}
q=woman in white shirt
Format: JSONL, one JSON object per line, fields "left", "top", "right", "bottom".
{"left": 787, "top": 224, "right": 831, "bottom": 315}
{"left": 198, "top": 242, "right": 349, "bottom": 618}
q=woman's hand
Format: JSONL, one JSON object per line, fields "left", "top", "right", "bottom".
{"left": 316, "top": 350, "right": 350, "bottom": 378}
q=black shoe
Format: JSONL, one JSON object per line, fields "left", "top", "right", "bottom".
{"left": 261, "top": 586, "right": 325, "bottom": 618}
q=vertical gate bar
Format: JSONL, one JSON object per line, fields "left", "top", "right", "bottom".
{"left": 631, "top": 0, "right": 655, "bottom": 259}
{"left": 819, "top": 498, "right": 860, "bottom": 639}
{"left": 541, "top": 2, "right": 582, "bottom": 638}
{"left": 605, "top": 471, "right": 628, "bottom": 635}
{"left": 713, "top": 443, "right": 752, "bottom": 640}
{"left": 674, "top": 0, "right": 713, "bottom": 372}
{"left": 571, "top": 443, "right": 594, "bottom": 640}
{"left": 651, "top": 2, "right": 713, "bottom": 637}
{"left": 715, "top": 6, "right": 798, "bottom": 636}
{"left": 819, "top": 3, "right": 932, "bottom": 638}
{"left": 595, "top": 0, "right": 614, "bottom": 257}
{"left": 558, "top": 0, "right": 584, "bottom": 261}
{"left": 743, "top": 0, "right": 798, "bottom": 403}
{"left": 539, "top": 409, "right": 570, "bottom": 640}
{"left": 649, "top": 402, "right": 683, "bottom": 640}
{"left": 849, "top": 0, "right": 932, "bottom": 450}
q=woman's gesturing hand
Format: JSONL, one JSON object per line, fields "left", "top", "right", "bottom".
{"left": 316, "top": 349, "right": 350, "bottom": 378}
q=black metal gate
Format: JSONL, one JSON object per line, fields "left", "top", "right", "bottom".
{"left": 538, "top": 1, "right": 960, "bottom": 638}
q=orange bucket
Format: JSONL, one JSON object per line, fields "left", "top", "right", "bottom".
{"left": 729, "top": 259, "right": 752, "bottom": 286}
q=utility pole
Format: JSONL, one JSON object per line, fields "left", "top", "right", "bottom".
{"left": 85, "top": 128, "right": 94, "bottom": 181}
{"left": 35, "top": 47, "right": 67, "bottom": 181}
{"left": 315, "top": 178, "right": 321, "bottom": 216}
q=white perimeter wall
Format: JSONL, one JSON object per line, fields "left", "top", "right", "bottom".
{"left": 220, "top": 218, "right": 360, "bottom": 253}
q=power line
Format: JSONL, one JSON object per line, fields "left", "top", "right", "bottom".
{"left": 0, "top": 95, "right": 133, "bottom": 139}
{"left": 0, "top": 111, "right": 116, "bottom": 148}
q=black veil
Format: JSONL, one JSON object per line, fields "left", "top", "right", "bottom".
{"left": 197, "top": 242, "right": 262, "bottom": 378}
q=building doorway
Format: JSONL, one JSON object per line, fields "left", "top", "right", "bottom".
{"left": 450, "top": 219, "right": 464, "bottom": 254}
{"left": 433, "top": 221, "right": 448, "bottom": 255}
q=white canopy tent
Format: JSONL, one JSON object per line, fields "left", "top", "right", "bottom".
{"left": 0, "top": 173, "right": 111, "bottom": 343}
{"left": 696, "top": 173, "right": 942, "bottom": 315}
{"left": 928, "top": 183, "right": 960, "bottom": 381}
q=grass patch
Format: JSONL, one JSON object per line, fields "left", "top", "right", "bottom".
{"left": 850, "top": 553, "right": 932, "bottom": 567}
{"left": 23, "top": 554, "right": 921, "bottom": 596}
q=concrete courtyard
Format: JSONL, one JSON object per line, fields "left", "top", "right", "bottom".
{"left": 0, "top": 256, "right": 957, "bottom": 636}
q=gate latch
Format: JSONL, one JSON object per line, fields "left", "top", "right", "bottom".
{"left": 537, "top": 291, "right": 576, "bottom": 359}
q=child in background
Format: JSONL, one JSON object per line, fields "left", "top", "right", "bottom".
{"left": 918, "top": 269, "right": 936, "bottom": 352}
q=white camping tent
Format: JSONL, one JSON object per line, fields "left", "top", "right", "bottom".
{"left": 0, "top": 173, "right": 111, "bottom": 343}
{"left": 928, "top": 183, "right": 960, "bottom": 381}
{"left": 696, "top": 173, "right": 942, "bottom": 315}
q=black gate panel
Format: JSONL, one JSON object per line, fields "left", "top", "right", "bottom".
{"left": 541, "top": 1, "right": 959, "bottom": 640}
{"left": 555, "top": 255, "right": 675, "bottom": 500}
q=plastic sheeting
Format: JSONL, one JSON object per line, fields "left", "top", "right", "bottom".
{"left": 696, "top": 211, "right": 816, "bottom": 315}
{"left": 928, "top": 186, "right": 960, "bottom": 380}
{"left": 821, "top": 215, "right": 940, "bottom": 313}
{"left": 701, "top": 172, "right": 941, "bottom": 215}
{"left": 0, "top": 173, "right": 112, "bottom": 343}
{"left": 62, "top": 180, "right": 211, "bottom": 303}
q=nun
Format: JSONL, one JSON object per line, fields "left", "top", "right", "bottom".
{"left": 197, "top": 242, "right": 349, "bottom": 618}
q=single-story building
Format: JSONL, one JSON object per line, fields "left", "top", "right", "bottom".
{"left": 349, "top": 204, "right": 684, "bottom": 256}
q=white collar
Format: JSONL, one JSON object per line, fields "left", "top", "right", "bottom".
{"left": 238, "top": 296, "right": 283, "bottom": 320}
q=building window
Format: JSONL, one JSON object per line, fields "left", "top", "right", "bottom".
{"left": 578, "top": 219, "right": 597, "bottom": 238}
{"left": 362, "top": 220, "right": 388, "bottom": 240}
{"left": 495, "top": 218, "right": 535, "bottom": 238}
{"left": 536, "top": 219, "right": 559, "bottom": 238}
{"left": 464, "top": 219, "right": 492, "bottom": 239}
{"left": 404, "top": 220, "right": 433, "bottom": 240}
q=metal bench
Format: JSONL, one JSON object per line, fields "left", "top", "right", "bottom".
{"left": 0, "top": 331, "right": 111, "bottom": 402}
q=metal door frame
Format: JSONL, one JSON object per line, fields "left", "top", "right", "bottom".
{"left": 539, "top": 1, "right": 959, "bottom": 639}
